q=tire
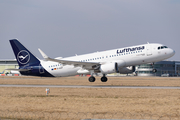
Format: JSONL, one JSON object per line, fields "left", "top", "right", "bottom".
{"left": 152, "top": 69, "right": 157, "bottom": 73}
{"left": 101, "top": 77, "right": 108, "bottom": 82}
{"left": 89, "top": 76, "right": 95, "bottom": 82}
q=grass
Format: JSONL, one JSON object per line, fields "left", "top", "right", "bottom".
{"left": 1, "top": 76, "right": 180, "bottom": 87}
{"left": 0, "top": 76, "right": 180, "bottom": 119}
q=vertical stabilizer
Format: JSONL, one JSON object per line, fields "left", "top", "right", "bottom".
{"left": 9, "top": 39, "right": 40, "bottom": 67}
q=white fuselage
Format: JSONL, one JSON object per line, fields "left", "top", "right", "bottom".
{"left": 40, "top": 43, "right": 175, "bottom": 77}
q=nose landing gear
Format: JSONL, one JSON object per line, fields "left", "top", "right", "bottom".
{"left": 152, "top": 69, "right": 157, "bottom": 73}
{"left": 152, "top": 62, "right": 157, "bottom": 73}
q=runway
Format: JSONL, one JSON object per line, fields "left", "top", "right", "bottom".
{"left": 0, "top": 84, "right": 180, "bottom": 89}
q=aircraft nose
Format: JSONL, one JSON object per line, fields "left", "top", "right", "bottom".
{"left": 169, "top": 48, "right": 175, "bottom": 57}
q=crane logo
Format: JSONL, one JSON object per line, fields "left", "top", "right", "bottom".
{"left": 17, "top": 50, "right": 30, "bottom": 64}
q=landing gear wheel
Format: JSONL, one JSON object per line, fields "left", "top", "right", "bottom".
{"left": 89, "top": 76, "right": 96, "bottom": 82}
{"left": 152, "top": 62, "right": 157, "bottom": 73}
{"left": 152, "top": 69, "right": 157, "bottom": 73}
{"left": 101, "top": 76, "right": 108, "bottom": 82}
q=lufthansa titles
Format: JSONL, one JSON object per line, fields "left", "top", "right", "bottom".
{"left": 117, "top": 46, "right": 145, "bottom": 54}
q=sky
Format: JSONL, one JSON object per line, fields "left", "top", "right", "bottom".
{"left": 0, "top": 0, "right": 180, "bottom": 61}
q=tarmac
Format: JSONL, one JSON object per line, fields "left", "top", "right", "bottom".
{"left": 0, "top": 84, "right": 180, "bottom": 89}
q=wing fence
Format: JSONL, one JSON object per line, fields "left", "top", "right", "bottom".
{"left": 0, "top": 110, "right": 180, "bottom": 120}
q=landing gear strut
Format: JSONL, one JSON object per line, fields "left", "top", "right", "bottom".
{"left": 101, "top": 74, "right": 108, "bottom": 82}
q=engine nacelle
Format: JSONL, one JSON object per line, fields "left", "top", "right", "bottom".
{"left": 100, "top": 62, "right": 118, "bottom": 74}
{"left": 119, "top": 66, "right": 135, "bottom": 74}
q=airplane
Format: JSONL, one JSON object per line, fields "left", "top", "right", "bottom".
{"left": 8, "top": 39, "right": 175, "bottom": 82}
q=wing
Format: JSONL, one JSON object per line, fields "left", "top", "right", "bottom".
{"left": 38, "top": 49, "right": 100, "bottom": 70}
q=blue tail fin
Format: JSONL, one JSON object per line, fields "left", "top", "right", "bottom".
{"left": 10, "top": 39, "right": 40, "bottom": 67}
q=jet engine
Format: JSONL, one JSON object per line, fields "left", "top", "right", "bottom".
{"left": 100, "top": 62, "right": 118, "bottom": 74}
{"left": 100, "top": 60, "right": 126, "bottom": 74}
{"left": 118, "top": 66, "right": 136, "bottom": 74}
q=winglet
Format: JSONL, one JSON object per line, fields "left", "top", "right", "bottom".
{"left": 38, "top": 48, "right": 49, "bottom": 59}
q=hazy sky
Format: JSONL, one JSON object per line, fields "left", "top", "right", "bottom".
{"left": 0, "top": 0, "right": 180, "bottom": 61}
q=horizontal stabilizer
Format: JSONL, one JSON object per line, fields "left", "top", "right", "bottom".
{"left": 5, "top": 68, "right": 30, "bottom": 72}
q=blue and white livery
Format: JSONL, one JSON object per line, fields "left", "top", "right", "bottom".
{"left": 9, "top": 39, "right": 175, "bottom": 82}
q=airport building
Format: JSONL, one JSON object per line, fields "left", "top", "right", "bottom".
{"left": 0, "top": 59, "right": 180, "bottom": 77}
{"left": 0, "top": 60, "right": 19, "bottom": 75}
{"left": 136, "top": 61, "right": 180, "bottom": 77}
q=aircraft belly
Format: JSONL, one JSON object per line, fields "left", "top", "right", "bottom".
{"left": 48, "top": 65, "right": 80, "bottom": 77}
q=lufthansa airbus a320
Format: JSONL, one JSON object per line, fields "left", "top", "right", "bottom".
{"left": 8, "top": 39, "right": 175, "bottom": 82}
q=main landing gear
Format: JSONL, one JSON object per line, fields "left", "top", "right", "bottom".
{"left": 88, "top": 74, "right": 108, "bottom": 82}
{"left": 101, "top": 74, "right": 108, "bottom": 82}
{"left": 88, "top": 76, "right": 96, "bottom": 82}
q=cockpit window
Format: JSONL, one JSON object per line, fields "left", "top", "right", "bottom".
{"left": 158, "top": 46, "right": 168, "bottom": 50}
